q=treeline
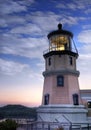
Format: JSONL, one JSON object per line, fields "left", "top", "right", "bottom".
{"left": 0, "top": 105, "right": 37, "bottom": 119}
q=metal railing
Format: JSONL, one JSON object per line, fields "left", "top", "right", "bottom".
{"left": 43, "top": 47, "right": 78, "bottom": 55}
{"left": 16, "top": 115, "right": 91, "bottom": 130}
{"left": 26, "top": 121, "right": 91, "bottom": 130}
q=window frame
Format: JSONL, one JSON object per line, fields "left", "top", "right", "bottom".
{"left": 57, "top": 75, "right": 64, "bottom": 87}
{"left": 73, "top": 93, "right": 79, "bottom": 105}
{"left": 87, "top": 101, "right": 91, "bottom": 108}
{"left": 44, "top": 94, "right": 49, "bottom": 105}
{"left": 69, "top": 56, "right": 73, "bottom": 65}
{"left": 48, "top": 57, "right": 51, "bottom": 66}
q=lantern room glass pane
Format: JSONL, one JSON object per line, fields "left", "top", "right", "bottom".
{"left": 49, "top": 35, "right": 71, "bottom": 51}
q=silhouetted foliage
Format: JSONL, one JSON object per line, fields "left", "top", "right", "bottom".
{"left": 0, "top": 119, "right": 18, "bottom": 130}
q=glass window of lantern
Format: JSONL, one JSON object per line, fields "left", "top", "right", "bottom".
{"left": 49, "top": 35, "right": 70, "bottom": 51}
{"left": 49, "top": 36, "right": 56, "bottom": 51}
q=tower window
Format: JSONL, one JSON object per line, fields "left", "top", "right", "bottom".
{"left": 48, "top": 57, "right": 51, "bottom": 66}
{"left": 57, "top": 75, "right": 64, "bottom": 86}
{"left": 73, "top": 94, "right": 79, "bottom": 105}
{"left": 69, "top": 56, "right": 73, "bottom": 65}
{"left": 44, "top": 94, "right": 49, "bottom": 105}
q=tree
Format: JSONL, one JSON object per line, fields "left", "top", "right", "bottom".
{"left": 0, "top": 119, "right": 18, "bottom": 130}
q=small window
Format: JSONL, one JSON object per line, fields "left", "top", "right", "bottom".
{"left": 69, "top": 56, "right": 73, "bottom": 65}
{"left": 87, "top": 102, "right": 91, "bottom": 108}
{"left": 48, "top": 57, "right": 51, "bottom": 66}
{"left": 73, "top": 94, "right": 79, "bottom": 105}
{"left": 44, "top": 94, "right": 49, "bottom": 105}
{"left": 57, "top": 75, "right": 64, "bottom": 86}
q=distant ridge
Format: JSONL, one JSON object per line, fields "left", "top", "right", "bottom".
{"left": 0, "top": 104, "right": 37, "bottom": 119}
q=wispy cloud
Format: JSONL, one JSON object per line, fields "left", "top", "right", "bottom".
{"left": 1, "top": 33, "right": 47, "bottom": 59}
{"left": 56, "top": 0, "right": 91, "bottom": 12}
{"left": 10, "top": 23, "right": 43, "bottom": 35}
{"left": 77, "top": 30, "right": 91, "bottom": 76}
{"left": 0, "top": 1, "right": 26, "bottom": 15}
{"left": 0, "top": 58, "right": 30, "bottom": 76}
{"left": 78, "top": 30, "right": 91, "bottom": 44}
{"left": 0, "top": 0, "right": 35, "bottom": 15}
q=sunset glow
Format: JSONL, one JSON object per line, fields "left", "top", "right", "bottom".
{"left": 0, "top": 0, "right": 91, "bottom": 107}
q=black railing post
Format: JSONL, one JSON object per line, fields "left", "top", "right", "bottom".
{"left": 42, "top": 123, "right": 44, "bottom": 130}
{"left": 87, "top": 123, "right": 89, "bottom": 130}
{"left": 48, "top": 123, "right": 50, "bottom": 130}
{"left": 30, "top": 123, "right": 33, "bottom": 130}
{"left": 69, "top": 124, "right": 72, "bottom": 130}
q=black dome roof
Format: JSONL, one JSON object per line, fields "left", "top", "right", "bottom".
{"left": 47, "top": 23, "right": 73, "bottom": 39}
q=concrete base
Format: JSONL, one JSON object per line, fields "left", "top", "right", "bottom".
{"left": 37, "top": 104, "right": 88, "bottom": 128}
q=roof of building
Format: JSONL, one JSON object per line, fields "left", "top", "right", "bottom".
{"left": 80, "top": 90, "right": 91, "bottom": 93}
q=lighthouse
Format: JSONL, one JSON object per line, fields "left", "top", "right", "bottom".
{"left": 37, "top": 24, "right": 87, "bottom": 127}
{"left": 42, "top": 23, "right": 81, "bottom": 105}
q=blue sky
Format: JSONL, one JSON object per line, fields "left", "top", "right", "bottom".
{"left": 0, "top": 0, "right": 91, "bottom": 107}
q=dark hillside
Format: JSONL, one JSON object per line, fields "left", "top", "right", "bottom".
{"left": 0, "top": 104, "right": 37, "bottom": 119}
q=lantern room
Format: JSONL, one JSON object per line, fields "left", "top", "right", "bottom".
{"left": 47, "top": 23, "right": 77, "bottom": 53}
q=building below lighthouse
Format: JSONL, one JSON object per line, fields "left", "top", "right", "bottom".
{"left": 37, "top": 24, "right": 91, "bottom": 129}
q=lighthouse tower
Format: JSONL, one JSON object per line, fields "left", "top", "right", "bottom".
{"left": 42, "top": 23, "right": 81, "bottom": 105}
{"left": 37, "top": 24, "right": 87, "bottom": 125}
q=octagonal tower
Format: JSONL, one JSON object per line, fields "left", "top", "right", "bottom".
{"left": 42, "top": 23, "right": 81, "bottom": 105}
{"left": 37, "top": 24, "right": 87, "bottom": 127}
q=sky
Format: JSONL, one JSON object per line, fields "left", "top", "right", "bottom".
{"left": 0, "top": 0, "right": 91, "bottom": 107}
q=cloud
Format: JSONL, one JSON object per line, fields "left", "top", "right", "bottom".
{"left": 0, "top": 14, "right": 27, "bottom": 28}
{"left": 29, "top": 11, "right": 86, "bottom": 29}
{"left": 0, "top": 58, "right": 30, "bottom": 76}
{"left": 61, "top": 16, "right": 78, "bottom": 25}
{"left": 10, "top": 23, "right": 43, "bottom": 35}
{"left": 0, "top": 19, "right": 7, "bottom": 27}
{"left": 78, "top": 30, "right": 91, "bottom": 44}
{"left": 56, "top": 0, "right": 91, "bottom": 11}
{"left": 0, "top": 33, "right": 48, "bottom": 59}
{"left": 0, "top": 0, "right": 35, "bottom": 15}
{"left": 82, "top": 24, "right": 91, "bottom": 29}
{"left": 0, "top": 0, "right": 26, "bottom": 15}
{"left": 78, "top": 54, "right": 91, "bottom": 71}
{"left": 77, "top": 30, "right": 91, "bottom": 56}
{"left": 77, "top": 30, "right": 91, "bottom": 77}
{"left": 28, "top": 11, "right": 60, "bottom": 31}
{"left": 0, "top": 8, "right": 88, "bottom": 61}
{"left": 85, "top": 8, "right": 91, "bottom": 14}
{"left": 0, "top": 0, "right": 35, "bottom": 28}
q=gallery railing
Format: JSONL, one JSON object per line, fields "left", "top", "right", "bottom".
{"left": 43, "top": 47, "right": 78, "bottom": 55}
{"left": 25, "top": 121, "right": 91, "bottom": 130}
